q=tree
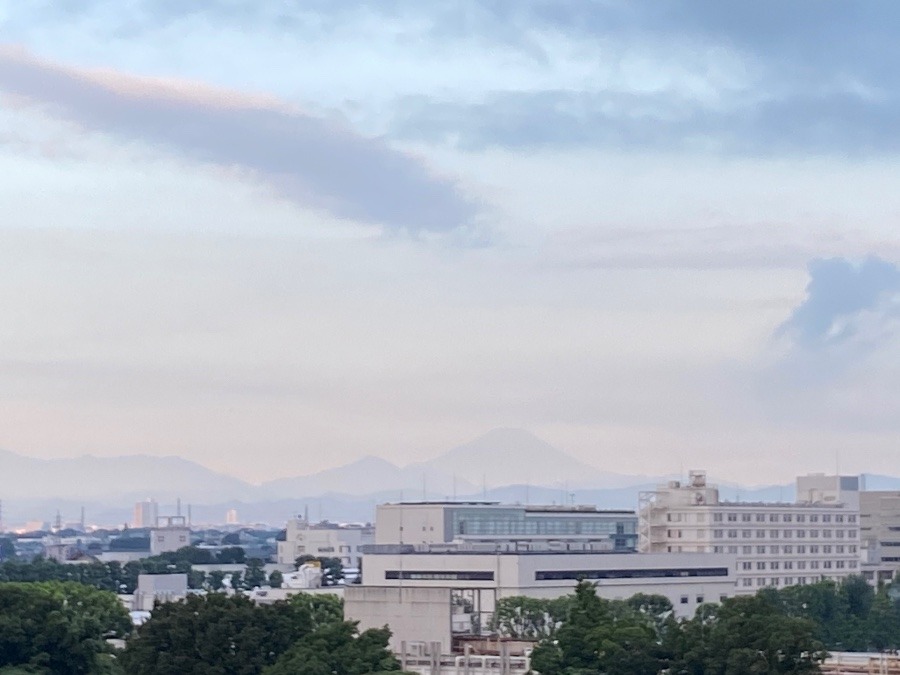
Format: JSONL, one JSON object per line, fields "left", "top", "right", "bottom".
{"left": 289, "top": 592, "right": 344, "bottom": 629}
{"left": 244, "top": 559, "right": 267, "bottom": 590}
{"left": 531, "top": 581, "right": 669, "bottom": 675}
{"left": 218, "top": 546, "right": 246, "bottom": 564}
{"left": 295, "top": 555, "right": 344, "bottom": 586}
{"left": 119, "top": 593, "right": 313, "bottom": 674}
{"left": 207, "top": 570, "right": 226, "bottom": 591}
{"left": 263, "top": 622, "right": 399, "bottom": 675}
{"left": 0, "top": 581, "right": 130, "bottom": 675}
{"left": 0, "top": 538, "right": 15, "bottom": 561}
{"left": 491, "top": 596, "right": 559, "bottom": 639}
{"left": 269, "top": 570, "right": 284, "bottom": 588}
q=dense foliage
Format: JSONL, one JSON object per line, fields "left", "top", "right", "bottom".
{"left": 0, "top": 581, "right": 131, "bottom": 675}
{"left": 120, "top": 592, "right": 397, "bottom": 675}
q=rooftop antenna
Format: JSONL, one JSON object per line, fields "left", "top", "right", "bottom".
{"left": 422, "top": 473, "right": 427, "bottom": 501}
{"left": 80, "top": 506, "right": 85, "bottom": 531}
{"left": 54, "top": 510, "right": 62, "bottom": 532}
{"left": 836, "top": 449, "right": 840, "bottom": 476}
{"left": 482, "top": 474, "right": 487, "bottom": 500}
{"left": 453, "top": 475, "right": 457, "bottom": 501}
{"left": 0, "top": 499, "right": 4, "bottom": 533}
{"left": 303, "top": 504, "right": 309, "bottom": 525}
{"left": 176, "top": 498, "right": 182, "bottom": 517}
{"left": 187, "top": 504, "right": 192, "bottom": 527}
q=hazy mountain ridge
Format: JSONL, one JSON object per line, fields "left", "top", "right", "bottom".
{"left": 3, "top": 430, "right": 899, "bottom": 527}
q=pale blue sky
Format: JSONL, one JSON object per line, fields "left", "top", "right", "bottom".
{"left": 1, "top": 1, "right": 898, "bottom": 484}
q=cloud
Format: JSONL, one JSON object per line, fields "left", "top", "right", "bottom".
{"left": 0, "top": 46, "right": 476, "bottom": 233}
{"left": 778, "top": 256, "right": 900, "bottom": 349}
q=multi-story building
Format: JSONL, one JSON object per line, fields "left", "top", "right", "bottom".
{"left": 639, "top": 471, "right": 860, "bottom": 593}
{"left": 375, "top": 502, "right": 638, "bottom": 551}
{"left": 859, "top": 491, "right": 900, "bottom": 584}
{"left": 133, "top": 499, "right": 159, "bottom": 529}
{"left": 276, "top": 518, "right": 374, "bottom": 570}
{"left": 150, "top": 516, "right": 191, "bottom": 556}
{"left": 346, "top": 547, "right": 735, "bottom": 651}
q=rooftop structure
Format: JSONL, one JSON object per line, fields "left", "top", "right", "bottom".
{"left": 375, "top": 501, "right": 637, "bottom": 552}
{"left": 639, "top": 470, "right": 860, "bottom": 594}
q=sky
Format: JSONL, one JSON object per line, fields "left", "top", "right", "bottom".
{"left": 1, "top": 1, "right": 899, "bottom": 486}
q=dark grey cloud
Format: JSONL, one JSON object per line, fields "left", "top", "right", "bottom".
{"left": 0, "top": 49, "right": 475, "bottom": 233}
{"left": 778, "top": 256, "right": 900, "bottom": 349}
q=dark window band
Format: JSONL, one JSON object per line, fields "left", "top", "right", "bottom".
{"left": 535, "top": 567, "right": 729, "bottom": 581}
{"left": 385, "top": 570, "right": 495, "bottom": 581}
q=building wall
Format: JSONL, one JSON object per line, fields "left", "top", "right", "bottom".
{"left": 277, "top": 520, "right": 373, "bottom": 568}
{"left": 376, "top": 505, "right": 452, "bottom": 545}
{"left": 640, "top": 472, "right": 860, "bottom": 594}
{"left": 359, "top": 551, "right": 735, "bottom": 621}
{"left": 345, "top": 586, "right": 453, "bottom": 652}
{"left": 150, "top": 526, "right": 190, "bottom": 555}
{"left": 133, "top": 500, "right": 159, "bottom": 529}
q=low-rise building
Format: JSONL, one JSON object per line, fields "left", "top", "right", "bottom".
{"left": 276, "top": 518, "right": 373, "bottom": 569}
{"left": 375, "top": 501, "right": 637, "bottom": 551}
{"left": 150, "top": 516, "right": 191, "bottom": 556}
{"left": 346, "top": 547, "right": 735, "bottom": 652}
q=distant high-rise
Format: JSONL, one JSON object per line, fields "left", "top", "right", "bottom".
{"left": 225, "top": 509, "right": 239, "bottom": 525}
{"left": 133, "top": 499, "right": 159, "bottom": 529}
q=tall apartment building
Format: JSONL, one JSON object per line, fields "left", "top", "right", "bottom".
{"left": 375, "top": 502, "right": 638, "bottom": 551}
{"left": 639, "top": 471, "right": 860, "bottom": 593}
{"left": 133, "top": 499, "right": 159, "bottom": 529}
{"left": 277, "top": 518, "right": 374, "bottom": 570}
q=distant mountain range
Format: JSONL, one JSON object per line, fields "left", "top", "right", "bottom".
{"left": 3, "top": 428, "right": 900, "bottom": 528}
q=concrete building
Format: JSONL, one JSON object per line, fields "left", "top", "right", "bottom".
{"left": 859, "top": 491, "right": 900, "bottom": 584}
{"left": 276, "top": 518, "right": 374, "bottom": 569}
{"left": 346, "top": 548, "right": 735, "bottom": 652}
{"left": 150, "top": 516, "right": 191, "bottom": 556}
{"left": 133, "top": 499, "right": 159, "bottom": 529}
{"left": 375, "top": 502, "right": 637, "bottom": 551}
{"left": 639, "top": 471, "right": 860, "bottom": 593}
{"left": 133, "top": 573, "right": 188, "bottom": 611}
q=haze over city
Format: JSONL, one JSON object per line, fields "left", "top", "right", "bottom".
{"left": 2, "top": 1, "right": 899, "bottom": 487}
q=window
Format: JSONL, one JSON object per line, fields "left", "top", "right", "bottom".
{"left": 823, "top": 561, "right": 833, "bottom": 569}
{"left": 810, "top": 530, "right": 819, "bottom": 538}
{"left": 810, "top": 561, "right": 820, "bottom": 570}
{"left": 757, "top": 578, "right": 766, "bottom": 586}
{"left": 728, "top": 530, "right": 738, "bottom": 539}
{"left": 848, "top": 515, "right": 857, "bottom": 523}
{"left": 783, "top": 530, "right": 793, "bottom": 538}
{"left": 823, "top": 530, "right": 832, "bottom": 538}
{"left": 783, "top": 514, "right": 793, "bottom": 523}
{"left": 797, "top": 515, "right": 806, "bottom": 523}
{"left": 743, "top": 546, "right": 752, "bottom": 554}
{"left": 784, "top": 561, "right": 793, "bottom": 570}
{"left": 727, "top": 546, "right": 738, "bottom": 554}
{"left": 810, "top": 515, "right": 819, "bottom": 523}
{"left": 727, "top": 513, "right": 737, "bottom": 522}
{"left": 835, "top": 515, "right": 844, "bottom": 523}
{"left": 696, "top": 595, "right": 704, "bottom": 604}
{"left": 741, "top": 514, "right": 752, "bottom": 522}
{"left": 755, "top": 514, "right": 766, "bottom": 522}
{"left": 770, "top": 530, "right": 780, "bottom": 538}
{"left": 534, "top": 567, "right": 729, "bottom": 581}
{"left": 836, "top": 561, "right": 845, "bottom": 569}
{"left": 757, "top": 562, "right": 766, "bottom": 570}
{"left": 387, "top": 570, "right": 494, "bottom": 581}
{"left": 823, "top": 514, "right": 832, "bottom": 523}
{"left": 810, "top": 545, "right": 819, "bottom": 554}
{"left": 757, "top": 546, "right": 766, "bottom": 554}
{"left": 770, "top": 561, "right": 780, "bottom": 570}
{"left": 770, "top": 546, "right": 780, "bottom": 554}
{"left": 742, "top": 562, "right": 752, "bottom": 570}
{"left": 798, "top": 561, "right": 807, "bottom": 569}
{"left": 714, "top": 513, "right": 723, "bottom": 523}
{"left": 713, "top": 529, "right": 723, "bottom": 538}
{"left": 823, "top": 545, "right": 832, "bottom": 554}
{"left": 849, "top": 545, "right": 857, "bottom": 554}
{"left": 783, "top": 545, "right": 793, "bottom": 554}
{"left": 797, "top": 530, "right": 806, "bottom": 538}
{"left": 770, "top": 578, "right": 779, "bottom": 586}
{"left": 680, "top": 596, "right": 689, "bottom": 604}
{"left": 713, "top": 546, "right": 723, "bottom": 553}
{"left": 756, "top": 530, "right": 766, "bottom": 538}
{"left": 742, "top": 530, "right": 752, "bottom": 538}
{"left": 769, "top": 514, "right": 779, "bottom": 523}
{"left": 799, "top": 576, "right": 807, "bottom": 584}
{"left": 797, "top": 545, "right": 806, "bottom": 554}
{"left": 742, "top": 578, "right": 753, "bottom": 587}
{"left": 849, "top": 530, "right": 857, "bottom": 538}
{"left": 785, "top": 577, "right": 794, "bottom": 585}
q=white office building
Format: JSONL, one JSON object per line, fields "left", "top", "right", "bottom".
{"left": 346, "top": 548, "right": 736, "bottom": 652}
{"left": 859, "top": 491, "right": 900, "bottom": 584}
{"left": 276, "top": 518, "right": 374, "bottom": 570}
{"left": 375, "top": 502, "right": 638, "bottom": 551}
{"left": 639, "top": 471, "right": 860, "bottom": 593}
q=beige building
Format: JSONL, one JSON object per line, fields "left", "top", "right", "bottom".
{"left": 375, "top": 502, "right": 637, "bottom": 551}
{"left": 639, "top": 471, "right": 860, "bottom": 594}
{"left": 133, "top": 499, "right": 159, "bottom": 529}
{"left": 859, "top": 491, "right": 900, "bottom": 584}
{"left": 150, "top": 516, "right": 190, "bottom": 556}
{"left": 276, "top": 518, "right": 373, "bottom": 570}
{"left": 346, "top": 549, "right": 736, "bottom": 652}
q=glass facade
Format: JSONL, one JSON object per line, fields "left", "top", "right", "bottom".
{"left": 449, "top": 507, "right": 638, "bottom": 550}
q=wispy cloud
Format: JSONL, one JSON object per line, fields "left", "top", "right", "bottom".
{"left": 0, "top": 46, "right": 476, "bottom": 234}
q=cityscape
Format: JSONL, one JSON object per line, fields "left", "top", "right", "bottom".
{"left": 3, "top": 1, "right": 900, "bottom": 674}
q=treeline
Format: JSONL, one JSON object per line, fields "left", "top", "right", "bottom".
{"left": 0, "top": 546, "right": 252, "bottom": 594}
{"left": 503, "top": 576, "right": 900, "bottom": 674}
{"left": 0, "top": 583, "right": 397, "bottom": 675}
